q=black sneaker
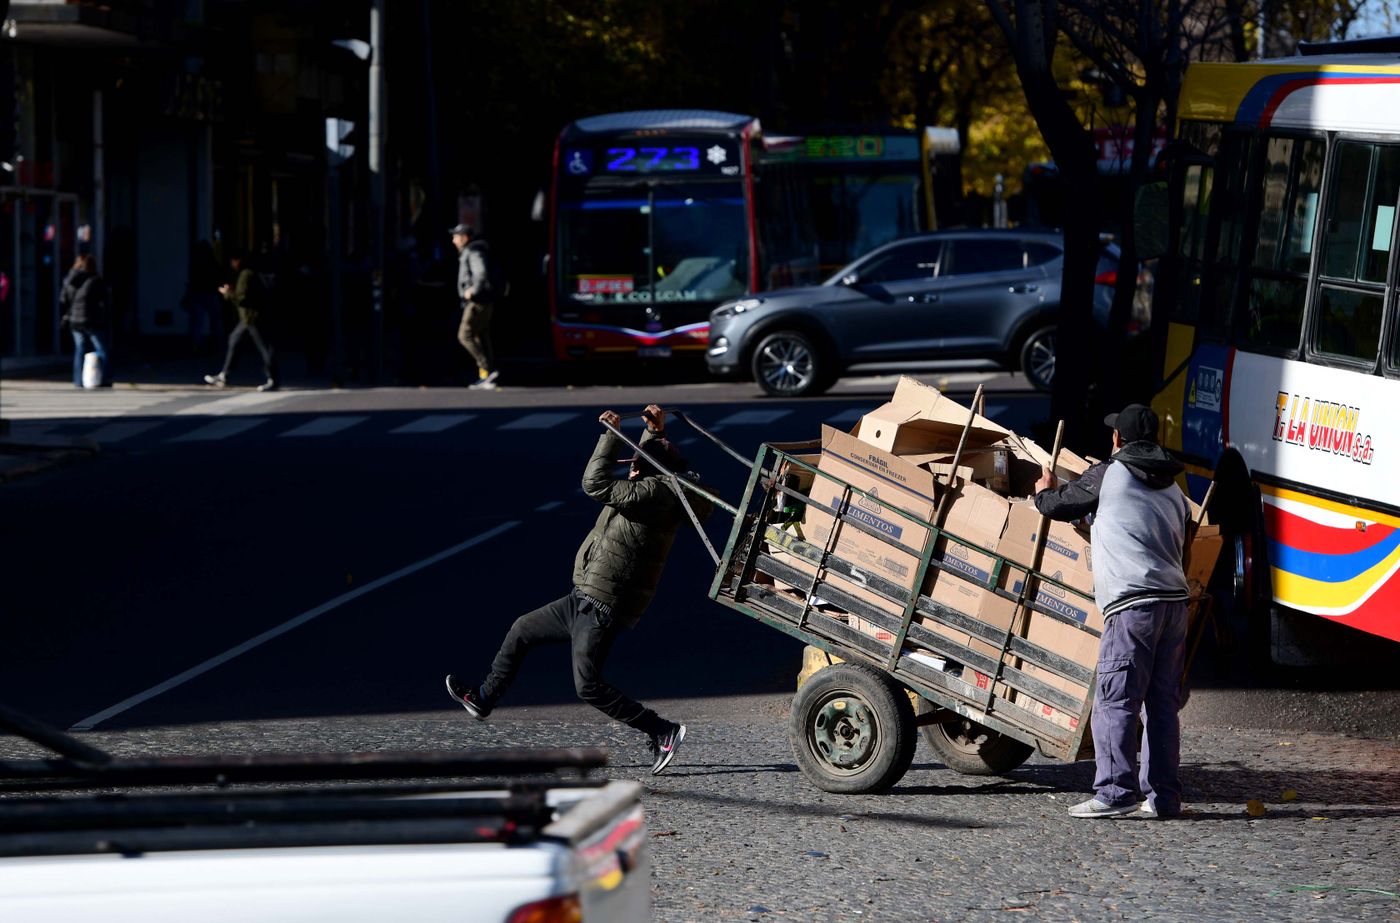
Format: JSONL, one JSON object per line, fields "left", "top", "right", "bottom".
{"left": 445, "top": 674, "right": 490, "bottom": 720}
{"left": 649, "top": 723, "right": 686, "bottom": 775}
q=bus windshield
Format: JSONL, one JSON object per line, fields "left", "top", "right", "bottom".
{"left": 558, "top": 184, "right": 750, "bottom": 308}
{"left": 809, "top": 173, "right": 922, "bottom": 268}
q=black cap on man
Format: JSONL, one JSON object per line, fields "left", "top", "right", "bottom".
{"left": 1104, "top": 404, "right": 1159, "bottom": 444}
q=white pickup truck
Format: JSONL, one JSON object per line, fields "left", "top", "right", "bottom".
{"left": 0, "top": 707, "right": 650, "bottom": 922}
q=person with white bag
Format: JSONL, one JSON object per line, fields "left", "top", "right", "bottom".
{"left": 59, "top": 254, "right": 110, "bottom": 389}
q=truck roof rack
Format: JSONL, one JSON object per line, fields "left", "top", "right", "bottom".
{"left": 0, "top": 703, "right": 611, "bottom": 856}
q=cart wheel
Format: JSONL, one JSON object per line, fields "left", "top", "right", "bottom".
{"left": 789, "top": 663, "right": 916, "bottom": 794}
{"left": 917, "top": 699, "right": 1034, "bottom": 776}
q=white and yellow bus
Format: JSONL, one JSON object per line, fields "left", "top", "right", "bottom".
{"left": 1149, "top": 41, "right": 1400, "bottom": 658}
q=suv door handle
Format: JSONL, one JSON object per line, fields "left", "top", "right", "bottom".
{"left": 1010, "top": 284, "right": 1039, "bottom": 294}
{"left": 907, "top": 293, "right": 939, "bottom": 303}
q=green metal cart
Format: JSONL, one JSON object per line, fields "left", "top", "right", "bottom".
{"left": 606, "top": 402, "right": 1211, "bottom": 796}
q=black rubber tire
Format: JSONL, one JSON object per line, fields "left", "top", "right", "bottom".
{"left": 917, "top": 699, "right": 1034, "bottom": 776}
{"left": 789, "top": 663, "right": 917, "bottom": 794}
{"left": 750, "top": 329, "right": 831, "bottom": 397}
{"left": 1017, "top": 325, "right": 1057, "bottom": 392}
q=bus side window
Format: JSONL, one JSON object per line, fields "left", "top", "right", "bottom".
{"left": 1196, "top": 130, "right": 1252, "bottom": 339}
{"left": 1312, "top": 141, "right": 1398, "bottom": 365}
{"left": 1237, "top": 136, "right": 1324, "bottom": 353}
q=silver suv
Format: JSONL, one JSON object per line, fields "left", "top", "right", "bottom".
{"left": 706, "top": 229, "right": 1121, "bottom": 396}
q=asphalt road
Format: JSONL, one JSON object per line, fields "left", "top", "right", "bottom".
{"left": 1, "top": 370, "right": 1397, "bottom": 921}
{"left": 0, "top": 370, "right": 1052, "bottom": 732}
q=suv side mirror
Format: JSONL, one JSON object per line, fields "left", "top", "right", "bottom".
{"left": 840, "top": 272, "right": 859, "bottom": 286}
{"left": 1134, "top": 181, "right": 1169, "bottom": 260}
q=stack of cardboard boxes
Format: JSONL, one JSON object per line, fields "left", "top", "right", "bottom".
{"left": 763, "top": 376, "right": 1215, "bottom": 738}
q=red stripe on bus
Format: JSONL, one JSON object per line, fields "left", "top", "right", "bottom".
{"left": 1263, "top": 503, "right": 1396, "bottom": 557}
{"left": 1259, "top": 76, "right": 1400, "bottom": 128}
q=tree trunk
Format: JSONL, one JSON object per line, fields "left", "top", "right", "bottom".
{"left": 986, "top": 0, "right": 1103, "bottom": 452}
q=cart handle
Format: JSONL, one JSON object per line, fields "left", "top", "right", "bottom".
{"left": 600, "top": 419, "right": 732, "bottom": 565}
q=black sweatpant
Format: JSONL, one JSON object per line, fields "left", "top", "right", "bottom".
{"left": 479, "top": 588, "right": 667, "bottom": 737}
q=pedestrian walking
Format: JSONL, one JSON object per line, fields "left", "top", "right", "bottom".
{"left": 59, "top": 254, "right": 110, "bottom": 388}
{"left": 1033, "top": 404, "right": 1191, "bottom": 819}
{"left": 450, "top": 224, "right": 502, "bottom": 390}
{"left": 204, "top": 249, "right": 277, "bottom": 391}
{"left": 446, "top": 404, "right": 713, "bottom": 775}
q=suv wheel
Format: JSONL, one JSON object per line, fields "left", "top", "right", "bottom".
{"left": 751, "top": 330, "right": 829, "bottom": 397}
{"left": 1018, "top": 326, "right": 1056, "bottom": 392}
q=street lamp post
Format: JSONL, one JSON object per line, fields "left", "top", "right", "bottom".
{"left": 369, "top": 0, "right": 385, "bottom": 385}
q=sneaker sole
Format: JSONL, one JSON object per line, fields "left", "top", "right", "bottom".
{"left": 1069, "top": 802, "right": 1142, "bottom": 819}
{"left": 651, "top": 724, "right": 685, "bottom": 776}
{"left": 444, "top": 675, "right": 486, "bottom": 721}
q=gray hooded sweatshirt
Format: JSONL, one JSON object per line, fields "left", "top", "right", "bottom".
{"left": 1034, "top": 442, "right": 1190, "bottom": 616}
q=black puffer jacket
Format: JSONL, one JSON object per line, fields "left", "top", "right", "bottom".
{"left": 60, "top": 268, "right": 107, "bottom": 330}
{"left": 572, "top": 429, "right": 714, "bottom": 625}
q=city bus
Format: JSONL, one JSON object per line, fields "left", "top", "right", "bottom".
{"left": 1146, "top": 40, "right": 1400, "bottom": 659}
{"left": 756, "top": 127, "right": 961, "bottom": 275}
{"left": 547, "top": 110, "right": 815, "bottom": 361}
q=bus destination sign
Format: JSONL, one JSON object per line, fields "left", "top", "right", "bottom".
{"left": 564, "top": 140, "right": 741, "bottom": 177}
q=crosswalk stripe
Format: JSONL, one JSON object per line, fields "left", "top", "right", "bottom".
{"left": 0, "top": 391, "right": 174, "bottom": 420}
{"left": 169, "top": 417, "right": 268, "bottom": 442}
{"left": 498, "top": 412, "right": 577, "bottom": 430}
{"left": 279, "top": 415, "right": 369, "bottom": 438}
{"left": 390, "top": 413, "right": 476, "bottom": 434}
{"left": 87, "top": 420, "right": 166, "bottom": 443}
{"left": 174, "top": 391, "right": 296, "bottom": 416}
{"left": 712, "top": 409, "right": 791, "bottom": 426}
{"left": 825, "top": 408, "right": 865, "bottom": 425}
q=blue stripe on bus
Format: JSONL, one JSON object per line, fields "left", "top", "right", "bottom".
{"left": 1268, "top": 529, "right": 1400, "bottom": 584}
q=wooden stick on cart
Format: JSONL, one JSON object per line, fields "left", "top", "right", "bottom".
{"left": 884, "top": 383, "right": 985, "bottom": 671}
{"left": 987, "top": 419, "right": 1065, "bottom": 711}
{"left": 1179, "top": 479, "right": 1218, "bottom": 699}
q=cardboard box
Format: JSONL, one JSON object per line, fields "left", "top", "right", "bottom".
{"left": 797, "top": 425, "right": 943, "bottom": 614}
{"left": 918, "top": 481, "right": 1012, "bottom": 662}
{"left": 909, "top": 446, "right": 1012, "bottom": 495}
{"left": 1185, "top": 524, "right": 1223, "bottom": 591}
{"left": 851, "top": 376, "right": 1013, "bottom": 456}
{"left": 997, "top": 501, "right": 1097, "bottom": 604}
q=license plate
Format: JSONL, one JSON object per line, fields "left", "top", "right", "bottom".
{"left": 638, "top": 346, "right": 672, "bottom": 358}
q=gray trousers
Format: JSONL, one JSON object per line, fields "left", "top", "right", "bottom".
{"left": 457, "top": 300, "right": 494, "bottom": 375}
{"left": 1091, "top": 599, "right": 1188, "bottom": 813}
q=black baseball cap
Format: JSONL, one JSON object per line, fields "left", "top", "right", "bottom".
{"left": 1104, "top": 403, "right": 1159, "bottom": 443}
{"left": 448, "top": 223, "right": 475, "bottom": 236}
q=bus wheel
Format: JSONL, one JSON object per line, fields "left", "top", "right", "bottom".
{"left": 917, "top": 699, "right": 1033, "bottom": 775}
{"left": 1018, "top": 326, "right": 1057, "bottom": 392}
{"left": 789, "top": 663, "right": 916, "bottom": 793}
{"left": 752, "top": 330, "right": 829, "bottom": 397}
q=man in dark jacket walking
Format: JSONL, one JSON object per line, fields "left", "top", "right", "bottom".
{"left": 204, "top": 250, "right": 276, "bottom": 391}
{"left": 446, "top": 404, "right": 713, "bottom": 774}
{"left": 1033, "top": 404, "right": 1191, "bottom": 819}
{"left": 60, "top": 254, "right": 110, "bottom": 388}
{"left": 450, "top": 224, "right": 500, "bottom": 390}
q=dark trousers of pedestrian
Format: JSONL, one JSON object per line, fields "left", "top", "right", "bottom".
{"left": 221, "top": 316, "right": 275, "bottom": 382}
{"left": 456, "top": 300, "right": 494, "bottom": 376}
{"left": 479, "top": 588, "right": 668, "bottom": 738}
{"left": 1091, "top": 599, "right": 1188, "bottom": 815}
{"left": 70, "top": 326, "right": 108, "bottom": 387}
